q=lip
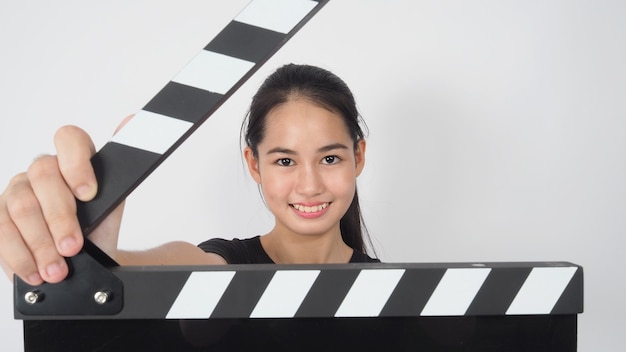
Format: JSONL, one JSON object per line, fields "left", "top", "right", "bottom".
{"left": 290, "top": 202, "right": 331, "bottom": 219}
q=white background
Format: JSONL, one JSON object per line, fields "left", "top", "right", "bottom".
{"left": 1, "top": 1, "right": 625, "bottom": 350}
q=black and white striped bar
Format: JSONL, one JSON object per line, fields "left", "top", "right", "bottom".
{"left": 164, "top": 263, "right": 582, "bottom": 319}
{"left": 15, "top": 262, "right": 583, "bottom": 320}
{"left": 77, "top": 0, "right": 328, "bottom": 234}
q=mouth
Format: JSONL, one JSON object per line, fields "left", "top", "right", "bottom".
{"left": 290, "top": 202, "right": 330, "bottom": 213}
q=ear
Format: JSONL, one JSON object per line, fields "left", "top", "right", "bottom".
{"left": 244, "top": 146, "right": 262, "bottom": 184}
{"left": 354, "top": 139, "right": 366, "bottom": 177}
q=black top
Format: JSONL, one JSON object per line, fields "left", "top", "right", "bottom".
{"left": 198, "top": 236, "right": 380, "bottom": 264}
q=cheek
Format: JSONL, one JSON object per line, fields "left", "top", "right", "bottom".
{"left": 260, "top": 172, "right": 293, "bottom": 202}
{"left": 325, "top": 169, "right": 357, "bottom": 197}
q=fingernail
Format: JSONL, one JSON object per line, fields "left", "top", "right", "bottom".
{"left": 46, "top": 261, "right": 65, "bottom": 279}
{"left": 27, "top": 273, "right": 43, "bottom": 285}
{"left": 75, "top": 184, "right": 95, "bottom": 201}
{"left": 60, "top": 237, "right": 77, "bottom": 254}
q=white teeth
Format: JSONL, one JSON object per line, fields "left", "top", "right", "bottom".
{"left": 292, "top": 203, "right": 328, "bottom": 213}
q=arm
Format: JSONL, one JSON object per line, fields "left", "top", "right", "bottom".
{"left": 117, "top": 241, "right": 227, "bottom": 266}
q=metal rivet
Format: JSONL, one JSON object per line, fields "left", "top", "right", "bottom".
{"left": 94, "top": 291, "right": 110, "bottom": 305}
{"left": 24, "top": 291, "right": 40, "bottom": 305}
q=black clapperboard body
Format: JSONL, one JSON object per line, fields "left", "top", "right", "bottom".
{"left": 13, "top": 1, "right": 583, "bottom": 351}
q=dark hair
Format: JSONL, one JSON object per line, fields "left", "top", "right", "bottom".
{"left": 243, "top": 64, "right": 375, "bottom": 256}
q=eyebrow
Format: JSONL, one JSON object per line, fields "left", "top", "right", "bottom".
{"left": 266, "top": 143, "right": 350, "bottom": 155}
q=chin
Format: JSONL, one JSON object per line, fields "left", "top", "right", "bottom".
{"left": 287, "top": 223, "right": 339, "bottom": 238}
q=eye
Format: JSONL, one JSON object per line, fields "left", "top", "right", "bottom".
{"left": 322, "top": 155, "right": 340, "bottom": 165}
{"left": 276, "top": 158, "right": 294, "bottom": 166}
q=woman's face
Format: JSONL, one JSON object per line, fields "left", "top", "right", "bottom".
{"left": 244, "top": 99, "right": 366, "bottom": 239}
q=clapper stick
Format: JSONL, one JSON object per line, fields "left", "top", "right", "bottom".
{"left": 77, "top": 0, "right": 328, "bottom": 238}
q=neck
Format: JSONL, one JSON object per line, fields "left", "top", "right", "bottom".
{"left": 260, "top": 225, "right": 353, "bottom": 264}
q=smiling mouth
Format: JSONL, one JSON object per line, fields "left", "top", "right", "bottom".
{"left": 291, "top": 202, "right": 330, "bottom": 213}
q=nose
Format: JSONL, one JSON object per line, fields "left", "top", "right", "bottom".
{"left": 295, "top": 164, "right": 324, "bottom": 197}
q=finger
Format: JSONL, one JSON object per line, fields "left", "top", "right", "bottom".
{"left": 27, "top": 155, "right": 84, "bottom": 258}
{"left": 0, "top": 219, "right": 46, "bottom": 285}
{"left": 3, "top": 174, "right": 69, "bottom": 284}
{"left": 54, "top": 125, "right": 97, "bottom": 202}
{"left": 114, "top": 114, "right": 135, "bottom": 135}
{"left": 0, "top": 189, "right": 43, "bottom": 285}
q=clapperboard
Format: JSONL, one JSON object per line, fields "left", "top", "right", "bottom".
{"left": 13, "top": 1, "right": 583, "bottom": 351}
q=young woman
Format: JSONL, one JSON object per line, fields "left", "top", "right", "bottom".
{"left": 0, "top": 64, "right": 378, "bottom": 286}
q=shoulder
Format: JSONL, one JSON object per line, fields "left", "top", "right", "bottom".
{"left": 198, "top": 236, "right": 274, "bottom": 264}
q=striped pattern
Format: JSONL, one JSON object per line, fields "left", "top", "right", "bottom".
{"left": 110, "top": 111, "right": 193, "bottom": 155}
{"left": 76, "top": 0, "right": 328, "bottom": 234}
{"left": 250, "top": 270, "right": 320, "bottom": 318}
{"left": 171, "top": 51, "right": 254, "bottom": 95}
{"left": 335, "top": 269, "right": 405, "bottom": 317}
{"left": 506, "top": 266, "right": 579, "bottom": 315}
{"left": 236, "top": 0, "right": 319, "bottom": 34}
{"left": 156, "top": 263, "right": 582, "bottom": 320}
{"left": 420, "top": 268, "right": 491, "bottom": 316}
{"left": 165, "top": 271, "right": 236, "bottom": 319}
